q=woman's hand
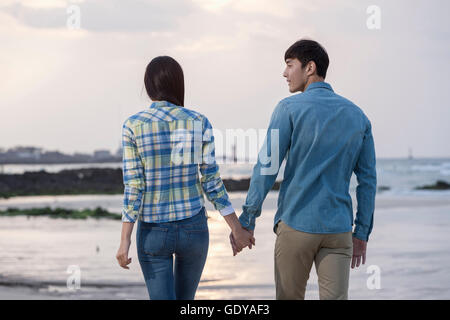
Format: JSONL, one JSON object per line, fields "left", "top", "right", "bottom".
{"left": 116, "top": 239, "right": 132, "bottom": 269}
{"left": 117, "top": 222, "right": 135, "bottom": 269}
{"left": 223, "top": 212, "right": 255, "bottom": 255}
{"left": 232, "top": 226, "right": 255, "bottom": 251}
{"left": 230, "top": 228, "right": 255, "bottom": 256}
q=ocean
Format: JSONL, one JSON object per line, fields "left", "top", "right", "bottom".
{"left": 1, "top": 157, "right": 450, "bottom": 195}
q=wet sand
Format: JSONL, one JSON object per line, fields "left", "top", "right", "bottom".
{"left": 1, "top": 191, "right": 450, "bottom": 299}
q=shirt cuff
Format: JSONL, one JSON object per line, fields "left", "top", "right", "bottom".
{"left": 121, "top": 210, "right": 137, "bottom": 223}
{"left": 238, "top": 211, "right": 256, "bottom": 230}
{"left": 352, "top": 225, "right": 370, "bottom": 241}
{"left": 219, "top": 205, "right": 235, "bottom": 216}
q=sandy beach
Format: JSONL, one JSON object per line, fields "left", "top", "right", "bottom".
{"left": 1, "top": 190, "right": 450, "bottom": 300}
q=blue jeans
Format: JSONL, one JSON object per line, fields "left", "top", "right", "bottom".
{"left": 136, "top": 206, "right": 209, "bottom": 300}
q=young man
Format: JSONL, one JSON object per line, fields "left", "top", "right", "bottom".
{"left": 230, "top": 39, "right": 377, "bottom": 300}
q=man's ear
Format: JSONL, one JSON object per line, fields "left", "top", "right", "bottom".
{"left": 306, "top": 61, "right": 316, "bottom": 76}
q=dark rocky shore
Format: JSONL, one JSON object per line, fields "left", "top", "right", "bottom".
{"left": 0, "top": 206, "right": 121, "bottom": 220}
{"left": 0, "top": 168, "right": 280, "bottom": 199}
{"left": 415, "top": 180, "right": 450, "bottom": 190}
{"left": 1, "top": 168, "right": 447, "bottom": 199}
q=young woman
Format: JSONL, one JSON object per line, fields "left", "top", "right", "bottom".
{"left": 115, "top": 56, "right": 255, "bottom": 300}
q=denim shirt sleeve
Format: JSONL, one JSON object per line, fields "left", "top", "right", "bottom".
{"left": 239, "top": 101, "right": 293, "bottom": 230}
{"left": 352, "top": 118, "right": 377, "bottom": 241}
{"left": 121, "top": 121, "right": 145, "bottom": 223}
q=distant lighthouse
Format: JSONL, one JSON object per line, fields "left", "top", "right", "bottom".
{"left": 408, "top": 147, "right": 413, "bottom": 160}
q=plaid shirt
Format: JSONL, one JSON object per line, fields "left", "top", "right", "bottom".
{"left": 121, "top": 100, "right": 235, "bottom": 223}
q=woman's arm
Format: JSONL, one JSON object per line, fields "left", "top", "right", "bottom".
{"left": 116, "top": 222, "right": 135, "bottom": 269}
{"left": 121, "top": 120, "right": 145, "bottom": 223}
{"left": 198, "top": 116, "right": 234, "bottom": 216}
{"left": 120, "top": 221, "right": 134, "bottom": 242}
{"left": 223, "top": 212, "right": 255, "bottom": 252}
{"left": 116, "top": 119, "right": 145, "bottom": 269}
{"left": 199, "top": 116, "right": 255, "bottom": 251}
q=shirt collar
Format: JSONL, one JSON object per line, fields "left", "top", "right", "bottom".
{"left": 149, "top": 100, "right": 180, "bottom": 108}
{"left": 304, "top": 81, "right": 333, "bottom": 92}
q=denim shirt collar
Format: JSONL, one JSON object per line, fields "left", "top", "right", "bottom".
{"left": 304, "top": 81, "right": 333, "bottom": 92}
{"left": 150, "top": 100, "right": 181, "bottom": 108}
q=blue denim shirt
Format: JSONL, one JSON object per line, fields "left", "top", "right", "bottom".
{"left": 238, "top": 81, "right": 377, "bottom": 242}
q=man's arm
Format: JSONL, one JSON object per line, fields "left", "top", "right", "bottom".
{"left": 238, "top": 101, "right": 293, "bottom": 230}
{"left": 353, "top": 118, "right": 377, "bottom": 242}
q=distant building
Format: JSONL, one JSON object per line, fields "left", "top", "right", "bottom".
{"left": 0, "top": 145, "right": 121, "bottom": 164}
{"left": 12, "top": 146, "right": 42, "bottom": 160}
{"left": 40, "top": 150, "right": 72, "bottom": 162}
{"left": 72, "top": 152, "right": 92, "bottom": 162}
{"left": 94, "top": 149, "right": 112, "bottom": 160}
{"left": 116, "top": 146, "right": 123, "bottom": 158}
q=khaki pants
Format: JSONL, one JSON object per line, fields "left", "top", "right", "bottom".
{"left": 274, "top": 220, "right": 353, "bottom": 300}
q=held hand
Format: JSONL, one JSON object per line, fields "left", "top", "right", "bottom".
{"left": 233, "top": 226, "right": 255, "bottom": 251}
{"left": 229, "top": 232, "right": 241, "bottom": 256}
{"left": 223, "top": 212, "right": 255, "bottom": 256}
{"left": 247, "top": 228, "right": 254, "bottom": 247}
{"left": 116, "top": 239, "right": 132, "bottom": 269}
{"left": 351, "top": 236, "right": 367, "bottom": 269}
{"left": 229, "top": 228, "right": 255, "bottom": 256}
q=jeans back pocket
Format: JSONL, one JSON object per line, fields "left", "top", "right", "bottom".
{"left": 185, "top": 223, "right": 209, "bottom": 256}
{"left": 140, "top": 226, "right": 169, "bottom": 256}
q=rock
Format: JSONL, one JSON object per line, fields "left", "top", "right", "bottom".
{"left": 0, "top": 168, "right": 280, "bottom": 198}
{"left": 415, "top": 180, "right": 450, "bottom": 190}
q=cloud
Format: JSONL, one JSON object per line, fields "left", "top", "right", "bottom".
{"left": 174, "top": 35, "right": 236, "bottom": 53}
{"left": 231, "top": 0, "right": 304, "bottom": 18}
{"left": 0, "top": 0, "right": 449, "bottom": 157}
{"left": 0, "top": 0, "right": 71, "bottom": 9}
{"left": 191, "top": 0, "right": 231, "bottom": 12}
{"left": 193, "top": 0, "right": 318, "bottom": 18}
{"left": 1, "top": 0, "right": 195, "bottom": 32}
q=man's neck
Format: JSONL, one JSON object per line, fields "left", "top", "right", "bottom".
{"left": 303, "top": 76, "right": 325, "bottom": 91}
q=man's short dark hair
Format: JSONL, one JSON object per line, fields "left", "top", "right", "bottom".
{"left": 284, "top": 39, "right": 329, "bottom": 79}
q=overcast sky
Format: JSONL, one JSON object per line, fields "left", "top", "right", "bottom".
{"left": 0, "top": 0, "right": 449, "bottom": 158}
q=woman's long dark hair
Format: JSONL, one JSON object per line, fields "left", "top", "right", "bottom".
{"left": 144, "top": 56, "right": 184, "bottom": 107}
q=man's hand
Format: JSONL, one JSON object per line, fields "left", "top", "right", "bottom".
{"left": 229, "top": 228, "right": 255, "bottom": 256}
{"left": 351, "top": 236, "right": 367, "bottom": 269}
